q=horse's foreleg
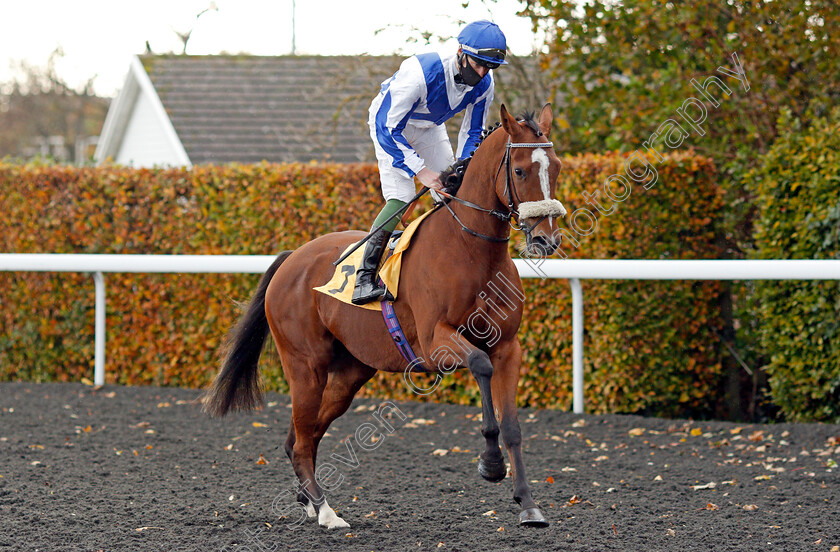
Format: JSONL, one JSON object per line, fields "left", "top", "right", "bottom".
{"left": 428, "top": 322, "right": 506, "bottom": 482}
{"left": 467, "top": 350, "right": 508, "bottom": 483}
{"left": 490, "top": 343, "right": 549, "bottom": 528}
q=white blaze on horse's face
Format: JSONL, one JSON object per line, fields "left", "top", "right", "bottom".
{"left": 531, "top": 148, "right": 553, "bottom": 230}
{"left": 514, "top": 146, "right": 566, "bottom": 229}
{"left": 531, "top": 148, "right": 551, "bottom": 202}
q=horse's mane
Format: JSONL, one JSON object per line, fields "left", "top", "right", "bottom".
{"left": 440, "top": 111, "right": 542, "bottom": 195}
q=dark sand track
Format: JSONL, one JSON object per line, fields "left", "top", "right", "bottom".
{"left": 0, "top": 382, "right": 838, "bottom": 551}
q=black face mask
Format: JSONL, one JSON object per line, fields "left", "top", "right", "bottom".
{"left": 455, "top": 53, "right": 484, "bottom": 87}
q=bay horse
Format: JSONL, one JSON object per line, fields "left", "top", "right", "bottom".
{"left": 204, "top": 103, "right": 565, "bottom": 529}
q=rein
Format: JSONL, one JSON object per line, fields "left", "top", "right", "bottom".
{"left": 440, "top": 138, "right": 556, "bottom": 243}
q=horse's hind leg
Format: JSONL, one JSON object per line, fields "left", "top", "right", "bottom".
{"left": 277, "top": 346, "right": 349, "bottom": 529}
{"left": 284, "top": 357, "right": 376, "bottom": 529}
{"left": 311, "top": 359, "right": 376, "bottom": 527}
{"left": 283, "top": 421, "right": 319, "bottom": 520}
{"left": 313, "top": 359, "right": 376, "bottom": 451}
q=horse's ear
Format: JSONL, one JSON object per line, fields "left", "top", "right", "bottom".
{"left": 500, "top": 104, "right": 519, "bottom": 138}
{"left": 538, "top": 103, "right": 553, "bottom": 138}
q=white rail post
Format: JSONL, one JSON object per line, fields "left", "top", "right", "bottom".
{"left": 570, "top": 278, "right": 584, "bottom": 414}
{"left": 93, "top": 271, "right": 106, "bottom": 386}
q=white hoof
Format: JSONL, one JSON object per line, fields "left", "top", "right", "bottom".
{"left": 318, "top": 499, "right": 350, "bottom": 530}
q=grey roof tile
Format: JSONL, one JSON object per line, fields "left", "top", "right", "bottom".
{"left": 141, "top": 54, "right": 402, "bottom": 164}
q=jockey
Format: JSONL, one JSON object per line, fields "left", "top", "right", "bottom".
{"left": 352, "top": 19, "right": 508, "bottom": 305}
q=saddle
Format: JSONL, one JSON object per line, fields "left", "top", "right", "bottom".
{"left": 314, "top": 209, "right": 434, "bottom": 310}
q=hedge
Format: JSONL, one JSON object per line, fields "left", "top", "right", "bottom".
{"left": 1, "top": 152, "right": 726, "bottom": 416}
{"left": 749, "top": 107, "right": 840, "bottom": 423}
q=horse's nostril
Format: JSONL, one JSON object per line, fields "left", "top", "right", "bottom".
{"left": 529, "top": 236, "right": 557, "bottom": 256}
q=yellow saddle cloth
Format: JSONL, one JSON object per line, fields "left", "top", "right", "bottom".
{"left": 314, "top": 210, "right": 434, "bottom": 310}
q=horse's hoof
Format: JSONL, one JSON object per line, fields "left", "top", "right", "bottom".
{"left": 519, "top": 507, "right": 549, "bottom": 528}
{"left": 477, "top": 457, "right": 507, "bottom": 482}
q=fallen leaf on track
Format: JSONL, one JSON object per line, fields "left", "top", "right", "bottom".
{"left": 743, "top": 504, "right": 758, "bottom": 511}
{"left": 703, "top": 503, "right": 719, "bottom": 511}
{"left": 546, "top": 476, "right": 555, "bottom": 484}
{"left": 690, "top": 428, "right": 703, "bottom": 436}
{"left": 562, "top": 495, "right": 582, "bottom": 508}
{"left": 81, "top": 378, "right": 94, "bottom": 386}
{"left": 691, "top": 482, "right": 716, "bottom": 490}
{"left": 252, "top": 422, "right": 268, "bottom": 428}
{"left": 135, "top": 527, "right": 163, "bottom": 532}
{"left": 628, "top": 428, "right": 645, "bottom": 436}
{"left": 432, "top": 449, "right": 448, "bottom": 456}
{"left": 572, "top": 419, "right": 585, "bottom": 428}
{"left": 482, "top": 510, "right": 496, "bottom": 516}
{"left": 256, "top": 454, "right": 268, "bottom": 465}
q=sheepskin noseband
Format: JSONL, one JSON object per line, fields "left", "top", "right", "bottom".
{"left": 517, "top": 199, "right": 567, "bottom": 220}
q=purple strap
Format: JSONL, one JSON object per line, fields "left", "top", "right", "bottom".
{"left": 380, "top": 299, "right": 425, "bottom": 368}
{"left": 377, "top": 234, "right": 426, "bottom": 368}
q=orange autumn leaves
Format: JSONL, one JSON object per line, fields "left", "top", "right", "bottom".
{"left": 1, "top": 154, "right": 723, "bottom": 416}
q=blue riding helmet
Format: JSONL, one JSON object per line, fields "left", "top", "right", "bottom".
{"left": 457, "top": 20, "right": 508, "bottom": 68}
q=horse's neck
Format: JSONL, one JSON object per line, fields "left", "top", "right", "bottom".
{"left": 445, "top": 140, "right": 510, "bottom": 245}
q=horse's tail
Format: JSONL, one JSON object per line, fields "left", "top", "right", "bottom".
{"left": 202, "top": 250, "right": 293, "bottom": 418}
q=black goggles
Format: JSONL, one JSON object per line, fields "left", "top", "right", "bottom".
{"left": 461, "top": 45, "right": 506, "bottom": 69}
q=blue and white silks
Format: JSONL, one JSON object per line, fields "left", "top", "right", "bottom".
{"left": 368, "top": 51, "right": 494, "bottom": 180}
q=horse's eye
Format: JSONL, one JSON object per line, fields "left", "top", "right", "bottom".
{"left": 514, "top": 168, "right": 526, "bottom": 178}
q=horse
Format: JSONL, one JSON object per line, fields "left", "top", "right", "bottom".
{"left": 203, "top": 103, "right": 566, "bottom": 530}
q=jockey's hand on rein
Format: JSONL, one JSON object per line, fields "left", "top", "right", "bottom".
{"left": 416, "top": 167, "right": 445, "bottom": 192}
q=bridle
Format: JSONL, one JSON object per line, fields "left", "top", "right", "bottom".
{"left": 439, "top": 135, "right": 562, "bottom": 243}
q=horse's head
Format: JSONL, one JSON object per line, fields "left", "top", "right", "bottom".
{"left": 498, "top": 103, "right": 567, "bottom": 256}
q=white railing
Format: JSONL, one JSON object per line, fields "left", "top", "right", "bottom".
{"left": 3, "top": 254, "right": 840, "bottom": 414}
